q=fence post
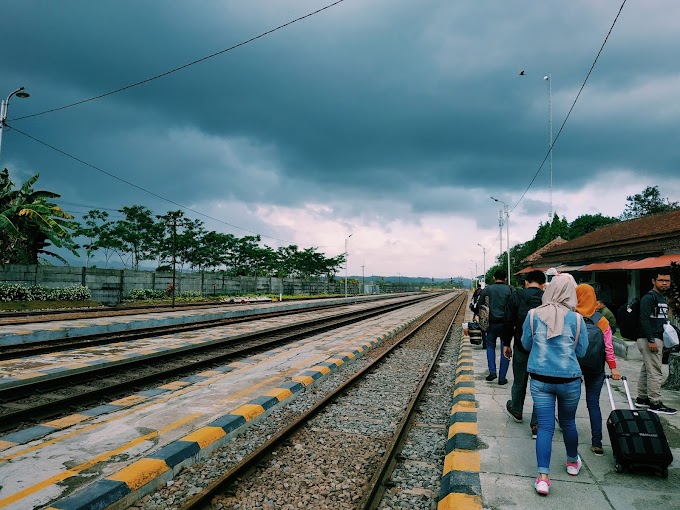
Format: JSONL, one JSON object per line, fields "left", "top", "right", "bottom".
{"left": 119, "top": 270, "right": 124, "bottom": 305}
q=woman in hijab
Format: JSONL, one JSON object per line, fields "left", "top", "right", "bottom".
{"left": 576, "top": 284, "right": 621, "bottom": 457}
{"left": 521, "top": 274, "right": 588, "bottom": 496}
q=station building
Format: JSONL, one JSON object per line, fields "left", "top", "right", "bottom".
{"left": 516, "top": 209, "right": 680, "bottom": 312}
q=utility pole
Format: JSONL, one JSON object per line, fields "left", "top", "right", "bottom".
{"left": 157, "top": 210, "right": 184, "bottom": 308}
{"left": 361, "top": 261, "right": 365, "bottom": 295}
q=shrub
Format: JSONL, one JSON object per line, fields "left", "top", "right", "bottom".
{"left": 0, "top": 283, "right": 91, "bottom": 302}
{"left": 128, "top": 289, "right": 165, "bottom": 300}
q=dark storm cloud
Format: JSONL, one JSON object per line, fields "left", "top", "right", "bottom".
{"left": 1, "top": 0, "right": 678, "bottom": 235}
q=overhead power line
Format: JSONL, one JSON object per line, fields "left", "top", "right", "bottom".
{"left": 510, "top": 0, "right": 628, "bottom": 214}
{"left": 8, "top": 124, "right": 292, "bottom": 244}
{"left": 9, "top": 0, "right": 346, "bottom": 122}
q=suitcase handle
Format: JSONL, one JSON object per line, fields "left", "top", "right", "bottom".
{"left": 605, "top": 375, "right": 635, "bottom": 411}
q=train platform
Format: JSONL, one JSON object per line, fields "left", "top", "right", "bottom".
{"left": 0, "top": 294, "right": 392, "bottom": 348}
{"left": 0, "top": 294, "right": 421, "bottom": 392}
{"left": 441, "top": 307, "right": 680, "bottom": 510}
{"left": 0, "top": 292, "right": 455, "bottom": 510}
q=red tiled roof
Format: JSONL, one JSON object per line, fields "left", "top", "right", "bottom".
{"left": 521, "top": 237, "right": 568, "bottom": 265}
{"left": 537, "top": 209, "right": 680, "bottom": 265}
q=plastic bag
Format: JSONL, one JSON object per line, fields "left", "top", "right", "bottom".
{"left": 663, "top": 322, "right": 680, "bottom": 349}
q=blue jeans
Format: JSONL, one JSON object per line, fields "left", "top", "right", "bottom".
{"left": 583, "top": 372, "right": 605, "bottom": 448}
{"left": 486, "top": 323, "right": 509, "bottom": 379}
{"left": 530, "top": 378, "right": 581, "bottom": 474}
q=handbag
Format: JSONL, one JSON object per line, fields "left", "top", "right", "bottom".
{"left": 662, "top": 322, "right": 680, "bottom": 349}
{"left": 478, "top": 296, "right": 490, "bottom": 332}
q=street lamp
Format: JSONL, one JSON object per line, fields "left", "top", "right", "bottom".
{"left": 469, "top": 259, "right": 478, "bottom": 280}
{"left": 491, "top": 197, "right": 511, "bottom": 283}
{"left": 544, "top": 73, "right": 553, "bottom": 220}
{"left": 469, "top": 268, "right": 474, "bottom": 290}
{"left": 0, "top": 87, "right": 30, "bottom": 160}
{"left": 477, "top": 243, "right": 487, "bottom": 281}
{"left": 344, "top": 233, "right": 353, "bottom": 298}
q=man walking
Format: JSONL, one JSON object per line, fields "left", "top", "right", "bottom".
{"left": 477, "top": 269, "right": 513, "bottom": 384}
{"left": 503, "top": 269, "right": 545, "bottom": 437}
{"left": 635, "top": 269, "right": 676, "bottom": 415}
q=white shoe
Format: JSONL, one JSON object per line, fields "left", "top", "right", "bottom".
{"left": 566, "top": 455, "right": 582, "bottom": 476}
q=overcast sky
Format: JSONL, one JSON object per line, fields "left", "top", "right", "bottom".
{"left": 1, "top": 0, "right": 679, "bottom": 279}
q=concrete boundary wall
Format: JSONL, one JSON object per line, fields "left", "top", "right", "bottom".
{"left": 0, "top": 264, "right": 360, "bottom": 305}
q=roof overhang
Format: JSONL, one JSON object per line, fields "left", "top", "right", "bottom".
{"left": 625, "top": 254, "right": 680, "bottom": 270}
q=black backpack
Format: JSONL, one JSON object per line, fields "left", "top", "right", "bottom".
{"left": 578, "top": 312, "right": 606, "bottom": 375}
{"left": 616, "top": 298, "right": 640, "bottom": 341}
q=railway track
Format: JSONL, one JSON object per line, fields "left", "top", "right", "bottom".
{"left": 0, "top": 295, "right": 438, "bottom": 433}
{"left": 163, "top": 292, "right": 465, "bottom": 510}
{"left": 0, "top": 301, "right": 350, "bottom": 361}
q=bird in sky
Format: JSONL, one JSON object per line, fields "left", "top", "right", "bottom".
{"left": 519, "top": 70, "right": 526, "bottom": 76}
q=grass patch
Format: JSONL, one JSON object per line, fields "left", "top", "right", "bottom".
{"left": 0, "top": 300, "right": 103, "bottom": 311}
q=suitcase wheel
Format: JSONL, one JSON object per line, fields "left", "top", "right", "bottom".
{"left": 614, "top": 462, "right": 624, "bottom": 474}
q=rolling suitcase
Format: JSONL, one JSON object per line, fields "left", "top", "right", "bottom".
{"left": 604, "top": 375, "right": 673, "bottom": 478}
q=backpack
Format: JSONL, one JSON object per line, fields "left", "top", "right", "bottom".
{"left": 616, "top": 298, "right": 640, "bottom": 340}
{"left": 578, "top": 312, "right": 605, "bottom": 375}
{"left": 478, "top": 296, "right": 490, "bottom": 332}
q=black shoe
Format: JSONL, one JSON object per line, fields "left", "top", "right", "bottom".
{"left": 649, "top": 402, "right": 677, "bottom": 415}
{"left": 485, "top": 373, "right": 497, "bottom": 382}
{"left": 635, "top": 397, "right": 651, "bottom": 409}
{"left": 506, "top": 400, "right": 522, "bottom": 422}
{"left": 498, "top": 378, "right": 508, "bottom": 386}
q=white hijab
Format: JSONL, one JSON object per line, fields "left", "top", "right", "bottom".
{"left": 534, "top": 274, "right": 578, "bottom": 338}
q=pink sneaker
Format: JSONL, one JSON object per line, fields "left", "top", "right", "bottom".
{"left": 534, "top": 477, "right": 550, "bottom": 495}
{"left": 566, "top": 455, "right": 582, "bottom": 476}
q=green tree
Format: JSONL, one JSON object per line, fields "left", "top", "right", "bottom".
{"left": 568, "top": 213, "right": 619, "bottom": 239}
{"left": 621, "top": 185, "right": 679, "bottom": 219}
{"left": 72, "top": 209, "right": 114, "bottom": 267}
{"left": 109, "top": 205, "right": 161, "bottom": 270}
{"left": 0, "top": 168, "right": 79, "bottom": 264}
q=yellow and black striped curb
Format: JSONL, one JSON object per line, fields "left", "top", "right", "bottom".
{"left": 44, "top": 325, "right": 412, "bottom": 510}
{"left": 438, "top": 330, "right": 482, "bottom": 510}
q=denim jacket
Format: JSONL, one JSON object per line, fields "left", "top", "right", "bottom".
{"left": 521, "top": 310, "right": 589, "bottom": 378}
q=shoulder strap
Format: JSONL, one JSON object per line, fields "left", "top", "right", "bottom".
{"left": 530, "top": 308, "right": 535, "bottom": 336}
{"left": 574, "top": 313, "right": 581, "bottom": 349}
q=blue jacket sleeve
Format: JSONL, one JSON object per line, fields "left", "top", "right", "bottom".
{"left": 574, "top": 314, "right": 589, "bottom": 359}
{"left": 521, "top": 312, "right": 534, "bottom": 351}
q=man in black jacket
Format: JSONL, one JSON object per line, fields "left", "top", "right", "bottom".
{"left": 634, "top": 269, "right": 676, "bottom": 415}
{"left": 476, "top": 269, "right": 512, "bottom": 384}
{"left": 503, "top": 270, "right": 545, "bottom": 436}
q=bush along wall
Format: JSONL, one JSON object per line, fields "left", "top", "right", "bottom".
{"left": 0, "top": 283, "right": 92, "bottom": 302}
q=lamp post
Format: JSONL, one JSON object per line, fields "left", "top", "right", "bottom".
{"left": 491, "top": 197, "right": 511, "bottom": 283}
{"left": 469, "top": 259, "right": 478, "bottom": 282}
{"left": 0, "top": 87, "right": 30, "bottom": 161}
{"left": 544, "top": 73, "right": 553, "bottom": 220}
{"left": 469, "top": 268, "right": 474, "bottom": 290}
{"left": 477, "top": 243, "right": 487, "bottom": 282}
{"left": 344, "top": 233, "right": 353, "bottom": 298}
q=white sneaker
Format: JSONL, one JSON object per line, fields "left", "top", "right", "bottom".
{"left": 566, "top": 455, "right": 582, "bottom": 476}
{"left": 534, "top": 477, "right": 550, "bottom": 495}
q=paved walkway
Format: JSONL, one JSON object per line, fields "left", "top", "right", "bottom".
{"left": 467, "top": 312, "right": 680, "bottom": 510}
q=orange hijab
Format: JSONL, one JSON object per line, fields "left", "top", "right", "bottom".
{"left": 576, "top": 284, "right": 609, "bottom": 334}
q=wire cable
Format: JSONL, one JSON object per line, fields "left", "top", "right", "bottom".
{"left": 8, "top": 124, "right": 293, "bottom": 243}
{"left": 9, "top": 1, "right": 346, "bottom": 122}
{"left": 510, "top": 0, "right": 628, "bottom": 214}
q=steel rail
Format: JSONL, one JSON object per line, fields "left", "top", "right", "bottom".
{"left": 177, "top": 292, "right": 464, "bottom": 510}
{"left": 0, "top": 300, "right": 360, "bottom": 361}
{"left": 357, "top": 292, "right": 464, "bottom": 509}
{"left": 0, "top": 295, "right": 439, "bottom": 431}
